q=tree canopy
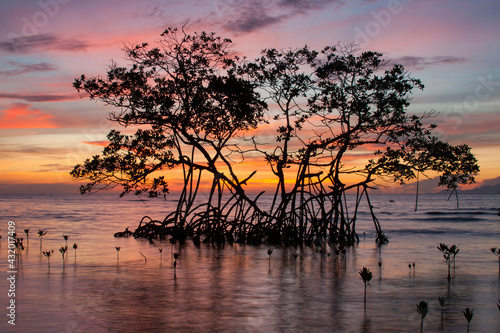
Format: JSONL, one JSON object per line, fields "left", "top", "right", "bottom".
{"left": 71, "top": 27, "right": 479, "bottom": 246}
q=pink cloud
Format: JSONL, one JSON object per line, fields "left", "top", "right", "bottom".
{"left": 0, "top": 103, "right": 58, "bottom": 129}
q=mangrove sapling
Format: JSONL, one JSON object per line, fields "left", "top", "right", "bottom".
{"left": 115, "top": 246, "right": 121, "bottom": 262}
{"left": 158, "top": 248, "right": 163, "bottom": 262}
{"left": 38, "top": 229, "right": 47, "bottom": 251}
{"left": 359, "top": 267, "right": 373, "bottom": 313}
{"left": 42, "top": 250, "right": 53, "bottom": 268}
{"left": 437, "top": 243, "right": 459, "bottom": 281}
{"left": 73, "top": 243, "right": 78, "bottom": 259}
{"left": 463, "top": 307, "right": 473, "bottom": 333}
{"left": 416, "top": 301, "right": 428, "bottom": 333}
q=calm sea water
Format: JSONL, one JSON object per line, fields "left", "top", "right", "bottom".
{"left": 1, "top": 192, "right": 499, "bottom": 332}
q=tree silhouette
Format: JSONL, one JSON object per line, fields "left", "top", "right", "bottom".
{"left": 71, "top": 28, "right": 479, "bottom": 247}
{"left": 72, "top": 27, "right": 267, "bottom": 242}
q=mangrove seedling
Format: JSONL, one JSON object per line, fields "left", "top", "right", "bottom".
{"left": 59, "top": 245, "right": 68, "bottom": 261}
{"left": 115, "top": 246, "right": 121, "bottom": 262}
{"left": 463, "top": 307, "right": 473, "bottom": 333}
{"left": 73, "top": 243, "right": 78, "bottom": 259}
{"left": 158, "top": 248, "right": 163, "bottom": 262}
{"left": 15, "top": 238, "right": 25, "bottom": 260}
{"left": 437, "top": 243, "right": 459, "bottom": 281}
{"left": 38, "top": 229, "right": 48, "bottom": 251}
{"left": 15, "top": 238, "right": 24, "bottom": 251}
{"left": 42, "top": 250, "right": 54, "bottom": 268}
{"left": 267, "top": 248, "right": 273, "bottom": 266}
{"left": 24, "top": 229, "right": 29, "bottom": 245}
{"left": 416, "top": 301, "right": 428, "bottom": 333}
{"left": 359, "top": 267, "right": 373, "bottom": 313}
{"left": 63, "top": 234, "right": 70, "bottom": 247}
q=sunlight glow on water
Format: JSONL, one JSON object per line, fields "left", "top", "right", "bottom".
{"left": 1, "top": 193, "right": 499, "bottom": 332}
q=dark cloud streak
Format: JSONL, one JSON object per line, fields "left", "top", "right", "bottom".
{"left": 211, "top": 0, "right": 344, "bottom": 34}
{"left": 387, "top": 55, "right": 467, "bottom": 71}
{"left": 0, "top": 60, "right": 58, "bottom": 77}
{"left": 0, "top": 34, "right": 90, "bottom": 53}
{"left": 0, "top": 92, "right": 78, "bottom": 102}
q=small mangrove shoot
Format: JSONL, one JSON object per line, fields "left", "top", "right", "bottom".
{"left": 359, "top": 267, "right": 373, "bottom": 313}
{"left": 63, "top": 234, "right": 70, "bottom": 247}
{"left": 416, "top": 301, "right": 428, "bottom": 333}
{"left": 42, "top": 250, "right": 53, "bottom": 268}
{"left": 463, "top": 307, "right": 473, "bottom": 333}
{"left": 38, "top": 229, "right": 47, "bottom": 251}
{"left": 437, "top": 243, "right": 459, "bottom": 281}
{"left": 115, "top": 246, "right": 121, "bottom": 262}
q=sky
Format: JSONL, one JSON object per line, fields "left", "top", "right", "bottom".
{"left": 0, "top": 0, "right": 499, "bottom": 194}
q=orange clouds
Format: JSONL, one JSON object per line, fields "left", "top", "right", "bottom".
{"left": 81, "top": 140, "right": 109, "bottom": 147}
{"left": 0, "top": 103, "right": 58, "bottom": 129}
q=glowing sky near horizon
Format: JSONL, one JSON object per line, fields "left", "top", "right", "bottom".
{"left": 0, "top": 0, "right": 499, "bottom": 193}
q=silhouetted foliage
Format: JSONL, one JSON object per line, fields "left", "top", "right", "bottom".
{"left": 71, "top": 27, "right": 479, "bottom": 247}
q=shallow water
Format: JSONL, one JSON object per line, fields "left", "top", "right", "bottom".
{"left": 1, "top": 193, "right": 500, "bottom": 332}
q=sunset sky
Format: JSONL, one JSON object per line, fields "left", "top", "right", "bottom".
{"left": 1, "top": 0, "right": 499, "bottom": 194}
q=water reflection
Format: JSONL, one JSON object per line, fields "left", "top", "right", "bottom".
{"left": 2, "top": 194, "right": 500, "bottom": 332}
{"left": 21, "top": 242, "right": 492, "bottom": 332}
